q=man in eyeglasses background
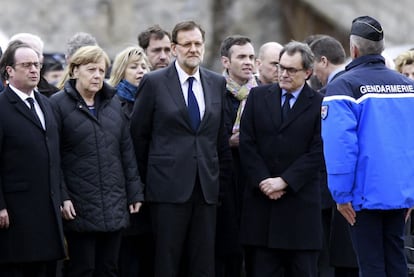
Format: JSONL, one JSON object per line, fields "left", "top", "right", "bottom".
{"left": 239, "top": 41, "right": 324, "bottom": 277}
{"left": 0, "top": 40, "right": 65, "bottom": 277}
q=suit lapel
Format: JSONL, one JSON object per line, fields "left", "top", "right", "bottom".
{"left": 198, "top": 68, "right": 213, "bottom": 130}
{"left": 265, "top": 84, "right": 283, "bottom": 130}
{"left": 264, "top": 84, "right": 315, "bottom": 131}
{"left": 280, "top": 84, "right": 314, "bottom": 129}
{"left": 6, "top": 87, "right": 44, "bottom": 130}
{"left": 34, "top": 91, "right": 48, "bottom": 130}
{"left": 164, "top": 65, "right": 194, "bottom": 131}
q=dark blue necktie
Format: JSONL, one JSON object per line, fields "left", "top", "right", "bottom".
{"left": 187, "top": 77, "right": 200, "bottom": 131}
{"left": 282, "top": 93, "right": 293, "bottom": 122}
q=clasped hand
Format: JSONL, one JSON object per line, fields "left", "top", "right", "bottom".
{"left": 259, "top": 177, "right": 287, "bottom": 200}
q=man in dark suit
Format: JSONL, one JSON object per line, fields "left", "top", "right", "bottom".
{"left": 239, "top": 41, "right": 323, "bottom": 277}
{"left": 130, "top": 21, "right": 231, "bottom": 277}
{"left": 0, "top": 41, "right": 65, "bottom": 276}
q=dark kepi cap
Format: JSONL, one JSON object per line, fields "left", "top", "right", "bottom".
{"left": 351, "top": 16, "right": 384, "bottom": 41}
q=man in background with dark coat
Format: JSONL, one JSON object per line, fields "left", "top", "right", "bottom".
{"left": 310, "top": 35, "right": 358, "bottom": 277}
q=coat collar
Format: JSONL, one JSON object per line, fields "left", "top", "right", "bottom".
{"left": 265, "top": 82, "right": 315, "bottom": 131}
{"left": 5, "top": 85, "right": 47, "bottom": 130}
{"left": 163, "top": 63, "right": 215, "bottom": 133}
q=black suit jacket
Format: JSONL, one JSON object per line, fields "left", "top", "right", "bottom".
{"left": 0, "top": 86, "right": 65, "bottom": 262}
{"left": 130, "top": 63, "right": 231, "bottom": 204}
{"left": 239, "top": 83, "right": 323, "bottom": 250}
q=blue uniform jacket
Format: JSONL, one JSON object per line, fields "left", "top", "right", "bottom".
{"left": 322, "top": 54, "right": 414, "bottom": 211}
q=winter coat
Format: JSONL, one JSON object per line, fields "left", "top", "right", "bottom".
{"left": 50, "top": 79, "right": 144, "bottom": 232}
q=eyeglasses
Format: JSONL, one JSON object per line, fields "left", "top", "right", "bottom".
{"left": 175, "top": 41, "right": 204, "bottom": 49}
{"left": 277, "top": 64, "right": 304, "bottom": 75}
{"left": 14, "top": 62, "right": 43, "bottom": 69}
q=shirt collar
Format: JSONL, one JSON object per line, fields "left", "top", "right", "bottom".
{"left": 9, "top": 84, "right": 36, "bottom": 102}
{"left": 327, "top": 67, "right": 343, "bottom": 84}
{"left": 175, "top": 60, "right": 201, "bottom": 85}
{"left": 282, "top": 84, "right": 304, "bottom": 99}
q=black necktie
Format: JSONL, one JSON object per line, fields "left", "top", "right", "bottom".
{"left": 187, "top": 77, "right": 200, "bottom": 131}
{"left": 26, "top": 97, "right": 42, "bottom": 126}
{"left": 282, "top": 93, "right": 293, "bottom": 122}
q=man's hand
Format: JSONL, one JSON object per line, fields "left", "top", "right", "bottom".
{"left": 268, "top": 190, "right": 286, "bottom": 200}
{"left": 337, "top": 202, "right": 356, "bottom": 226}
{"left": 0, "top": 209, "right": 9, "bottom": 229}
{"left": 61, "top": 200, "right": 76, "bottom": 220}
{"left": 259, "top": 177, "right": 288, "bottom": 199}
{"left": 129, "top": 202, "right": 142, "bottom": 214}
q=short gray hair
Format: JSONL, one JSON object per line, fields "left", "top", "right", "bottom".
{"left": 280, "top": 41, "right": 314, "bottom": 70}
{"left": 350, "top": 34, "right": 384, "bottom": 56}
{"left": 66, "top": 32, "right": 98, "bottom": 59}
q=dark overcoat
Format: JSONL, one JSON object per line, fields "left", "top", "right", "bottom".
{"left": 0, "top": 86, "right": 65, "bottom": 263}
{"left": 239, "top": 83, "right": 323, "bottom": 250}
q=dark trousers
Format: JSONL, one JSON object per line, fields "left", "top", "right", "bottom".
{"left": 150, "top": 180, "right": 217, "bottom": 277}
{"left": 64, "top": 230, "right": 122, "bottom": 277}
{"left": 351, "top": 209, "right": 407, "bottom": 277}
{"left": 118, "top": 232, "right": 154, "bottom": 277}
{"left": 0, "top": 261, "right": 55, "bottom": 277}
{"left": 248, "top": 246, "right": 319, "bottom": 277}
{"left": 318, "top": 208, "right": 335, "bottom": 277}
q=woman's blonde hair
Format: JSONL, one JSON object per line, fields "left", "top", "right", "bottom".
{"left": 108, "top": 46, "right": 151, "bottom": 87}
{"left": 394, "top": 50, "right": 414, "bottom": 73}
{"left": 57, "top": 45, "right": 111, "bottom": 89}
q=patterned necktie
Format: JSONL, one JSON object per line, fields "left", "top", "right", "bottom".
{"left": 282, "top": 93, "right": 293, "bottom": 122}
{"left": 187, "top": 77, "right": 200, "bottom": 131}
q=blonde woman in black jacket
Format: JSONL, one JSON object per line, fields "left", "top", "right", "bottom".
{"left": 50, "top": 45, "right": 144, "bottom": 277}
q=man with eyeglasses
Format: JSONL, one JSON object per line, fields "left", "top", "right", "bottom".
{"left": 131, "top": 20, "right": 231, "bottom": 277}
{"left": 255, "top": 41, "right": 283, "bottom": 85}
{"left": 239, "top": 41, "right": 324, "bottom": 277}
{"left": 0, "top": 40, "right": 65, "bottom": 277}
{"left": 9, "top": 33, "right": 60, "bottom": 97}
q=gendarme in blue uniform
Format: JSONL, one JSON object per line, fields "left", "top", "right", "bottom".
{"left": 322, "top": 54, "right": 414, "bottom": 211}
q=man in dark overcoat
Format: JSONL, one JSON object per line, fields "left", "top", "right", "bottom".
{"left": 239, "top": 41, "right": 323, "bottom": 277}
{"left": 0, "top": 40, "right": 65, "bottom": 276}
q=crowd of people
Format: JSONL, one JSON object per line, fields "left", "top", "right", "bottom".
{"left": 0, "top": 15, "right": 414, "bottom": 277}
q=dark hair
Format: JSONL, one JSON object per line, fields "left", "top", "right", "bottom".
{"left": 220, "top": 35, "right": 251, "bottom": 58}
{"left": 138, "top": 25, "right": 171, "bottom": 50}
{"left": 0, "top": 40, "right": 33, "bottom": 80}
{"left": 171, "top": 21, "right": 205, "bottom": 44}
{"left": 310, "top": 35, "right": 346, "bottom": 65}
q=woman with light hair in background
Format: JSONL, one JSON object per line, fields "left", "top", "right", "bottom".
{"left": 50, "top": 45, "right": 144, "bottom": 277}
{"left": 108, "top": 46, "right": 150, "bottom": 116}
{"left": 108, "top": 46, "right": 153, "bottom": 277}
{"left": 394, "top": 49, "right": 414, "bottom": 80}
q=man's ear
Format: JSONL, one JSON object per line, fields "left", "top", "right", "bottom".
{"left": 221, "top": 56, "right": 230, "bottom": 69}
{"left": 320, "top": 56, "right": 328, "bottom": 67}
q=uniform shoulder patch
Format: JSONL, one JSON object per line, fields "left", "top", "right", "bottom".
{"left": 321, "top": 105, "right": 328, "bottom": 120}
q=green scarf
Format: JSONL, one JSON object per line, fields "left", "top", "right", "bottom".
{"left": 224, "top": 71, "right": 258, "bottom": 134}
